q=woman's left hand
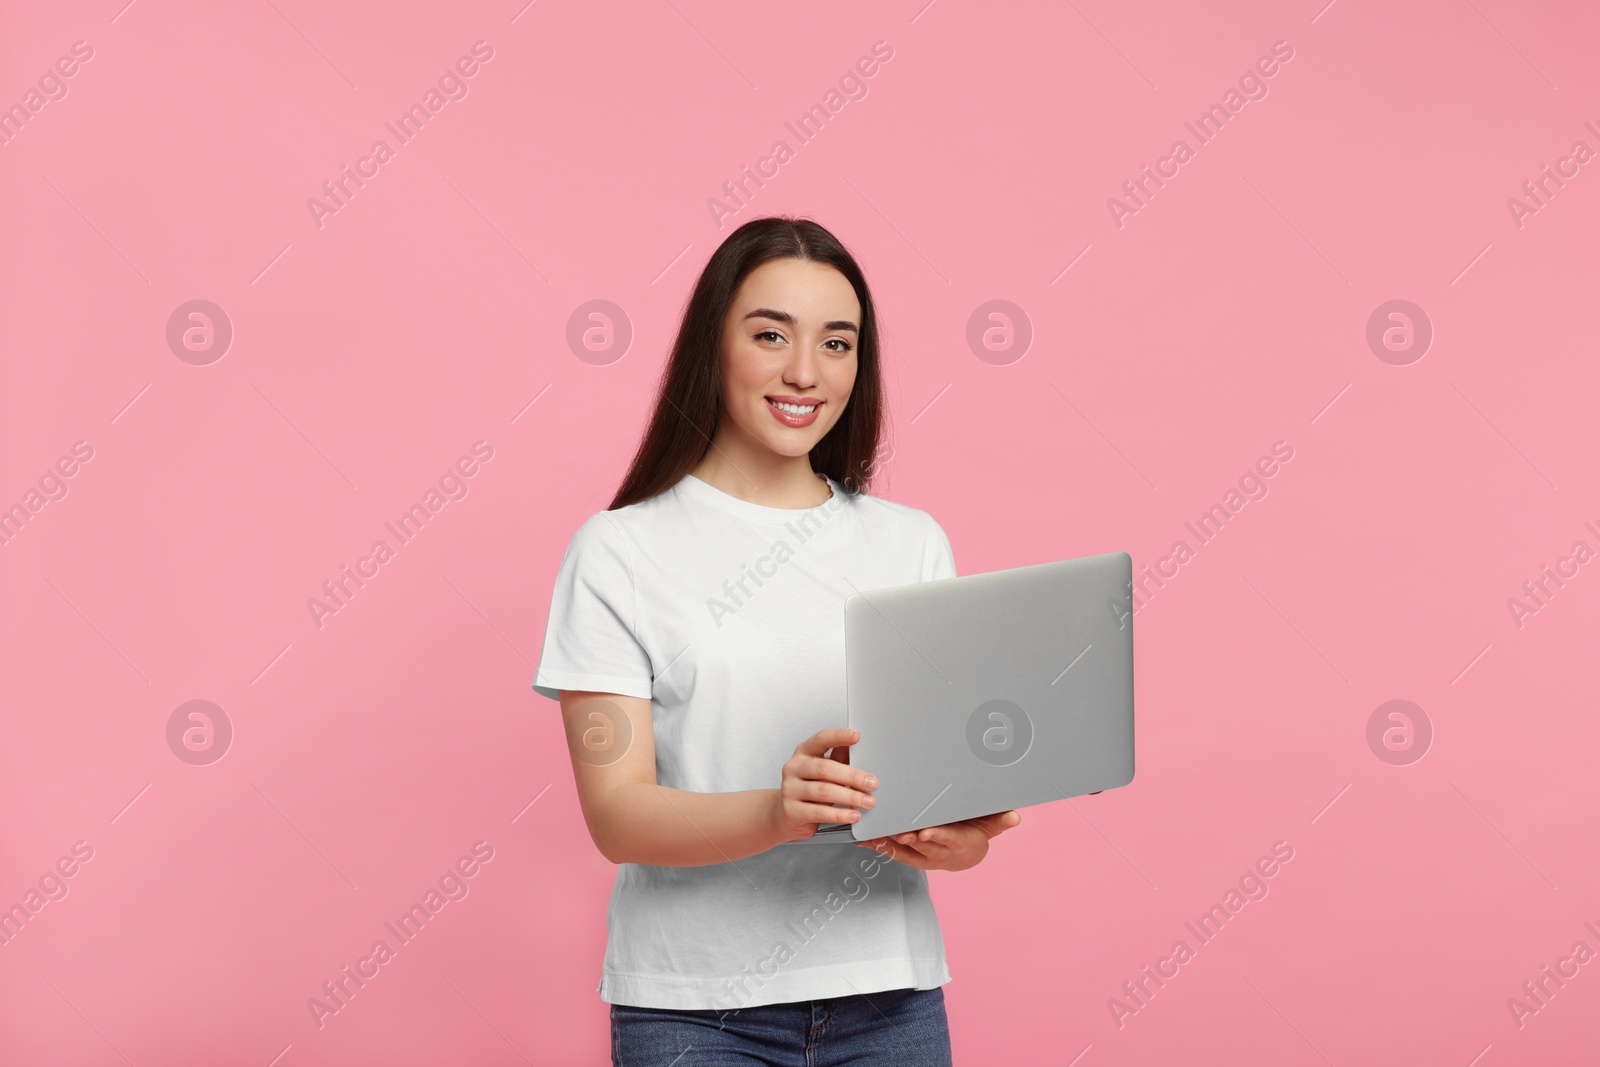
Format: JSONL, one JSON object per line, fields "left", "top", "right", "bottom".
{"left": 855, "top": 810, "right": 1021, "bottom": 871}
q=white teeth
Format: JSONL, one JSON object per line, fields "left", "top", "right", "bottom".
{"left": 771, "top": 400, "right": 817, "bottom": 415}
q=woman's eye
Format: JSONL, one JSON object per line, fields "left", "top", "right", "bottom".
{"left": 752, "top": 329, "right": 850, "bottom": 352}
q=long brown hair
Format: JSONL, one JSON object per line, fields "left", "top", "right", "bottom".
{"left": 608, "top": 216, "right": 885, "bottom": 511}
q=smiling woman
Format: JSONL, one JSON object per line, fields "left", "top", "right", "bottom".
{"left": 533, "top": 216, "right": 1019, "bottom": 1066}
{"left": 608, "top": 221, "right": 886, "bottom": 509}
{"left": 686, "top": 256, "right": 864, "bottom": 502}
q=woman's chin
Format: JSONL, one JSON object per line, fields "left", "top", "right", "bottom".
{"left": 746, "top": 424, "right": 824, "bottom": 458}
{"left": 766, "top": 438, "right": 820, "bottom": 459}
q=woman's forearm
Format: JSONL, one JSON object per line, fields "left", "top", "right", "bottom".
{"left": 589, "top": 781, "right": 793, "bottom": 866}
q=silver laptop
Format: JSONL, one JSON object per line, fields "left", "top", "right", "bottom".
{"left": 814, "top": 551, "right": 1136, "bottom": 841}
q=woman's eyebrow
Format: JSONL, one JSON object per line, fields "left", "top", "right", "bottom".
{"left": 742, "top": 307, "right": 858, "bottom": 334}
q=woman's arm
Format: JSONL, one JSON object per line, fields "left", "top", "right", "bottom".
{"left": 557, "top": 690, "right": 879, "bottom": 867}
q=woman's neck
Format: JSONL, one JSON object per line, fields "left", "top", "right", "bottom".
{"left": 688, "top": 434, "right": 830, "bottom": 509}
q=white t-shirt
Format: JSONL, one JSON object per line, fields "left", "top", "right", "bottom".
{"left": 532, "top": 470, "right": 958, "bottom": 1010}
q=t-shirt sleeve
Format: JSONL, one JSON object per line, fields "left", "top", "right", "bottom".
{"left": 921, "top": 515, "right": 957, "bottom": 582}
{"left": 531, "top": 512, "right": 654, "bottom": 703}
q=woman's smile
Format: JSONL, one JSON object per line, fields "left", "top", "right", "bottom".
{"left": 765, "top": 394, "right": 823, "bottom": 427}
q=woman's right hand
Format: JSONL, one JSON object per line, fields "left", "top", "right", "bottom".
{"left": 771, "top": 728, "right": 879, "bottom": 842}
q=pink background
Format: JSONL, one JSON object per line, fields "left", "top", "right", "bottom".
{"left": 3, "top": 0, "right": 1598, "bottom": 1063}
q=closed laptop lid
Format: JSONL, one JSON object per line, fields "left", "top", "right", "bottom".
{"left": 843, "top": 551, "right": 1136, "bottom": 840}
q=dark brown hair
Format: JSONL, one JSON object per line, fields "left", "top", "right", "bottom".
{"left": 608, "top": 215, "right": 885, "bottom": 511}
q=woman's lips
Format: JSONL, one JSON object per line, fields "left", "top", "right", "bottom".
{"left": 765, "top": 396, "right": 821, "bottom": 428}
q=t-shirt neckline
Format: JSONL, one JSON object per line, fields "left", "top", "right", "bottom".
{"left": 676, "top": 471, "right": 844, "bottom": 525}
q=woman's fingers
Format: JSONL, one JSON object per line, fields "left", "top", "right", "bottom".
{"left": 804, "top": 753, "right": 876, "bottom": 788}
{"left": 796, "top": 752, "right": 878, "bottom": 795}
{"left": 912, "top": 824, "right": 965, "bottom": 848}
{"left": 967, "top": 810, "right": 1022, "bottom": 837}
{"left": 778, "top": 786, "right": 866, "bottom": 826}
{"left": 775, "top": 730, "right": 885, "bottom": 837}
{"left": 895, "top": 834, "right": 947, "bottom": 865}
{"left": 799, "top": 802, "right": 860, "bottom": 824}
{"left": 795, "top": 728, "right": 858, "bottom": 758}
{"left": 779, "top": 760, "right": 875, "bottom": 804}
{"left": 788, "top": 733, "right": 877, "bottom": 793}
{"left": 795, "top": 778, "right": 876, "bottom": 810}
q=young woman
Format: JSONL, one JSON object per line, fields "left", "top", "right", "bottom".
{"left": 533, "top": 216, "right": 1021, "bottom": 1065}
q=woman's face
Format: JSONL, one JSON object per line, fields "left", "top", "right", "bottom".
{"left": 716, "top": 257, "right": 860, "bottom": 460}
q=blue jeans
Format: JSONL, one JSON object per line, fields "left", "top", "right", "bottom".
{"left": 610, "top": 985, "right": 953, "bottom": 1066}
